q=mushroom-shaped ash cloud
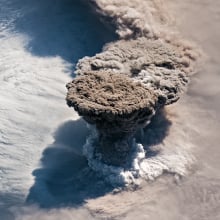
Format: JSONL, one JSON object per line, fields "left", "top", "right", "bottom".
{"left": 76, "top": 38, "right": 195, "bottom": 105}
{"left": 66, "top": 71, "right": 165, "bottom": 167}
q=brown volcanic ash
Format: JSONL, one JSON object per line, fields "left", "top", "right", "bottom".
{"left": 89, "top": 0, "right": 170, "bottom": 39}
{"left": 76, "top": 38, "right": 192, "bottom": 105}
{"left": 66, "top": 0, "right": 201, "bottom": 173}
{"left": 80, "top": 0, "right": 200, "bottom": 84}
{"left": 66, "top": 71, "right": 165, "bottom": 166}
{"left": 77, "top": 0, "right": 200, "bottom": 108}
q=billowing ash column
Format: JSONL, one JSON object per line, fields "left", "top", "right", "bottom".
{"left": 66, "top": 71, "right": 165, "bottom": 167}
{"left": 64, "top": 0, "right": 201, "bottom": 186}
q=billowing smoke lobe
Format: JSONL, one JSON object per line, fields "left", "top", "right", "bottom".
{"left": 0, "top": 0, "right": 220, "bottom": 220}
{"left": 66, "top": 0, "right": 201, "bottom": 186}
{"left": 66, "top": 71, "right": 163, "bottom": 185}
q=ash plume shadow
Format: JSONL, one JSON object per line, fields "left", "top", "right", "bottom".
{"left": 12, "top": 0, "right": 117, "bottom": 64}
{"left": 26, "top": 118, "right": 114, "bottom": 208}
{"left": 27, "top": 111, "right": 171, "bottom": 208}
{"left": 0, "top": 192, "right": 24, "bottom": 220}
{"left": 136, "top": 109, "right": 172, "bottom": 156}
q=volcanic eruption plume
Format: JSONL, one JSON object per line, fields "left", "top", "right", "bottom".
{"left": 66, "top": 71, "right": 166, "bottom": 167}
{"left": 66, "top": 0, "right": 200, "bottom": 186}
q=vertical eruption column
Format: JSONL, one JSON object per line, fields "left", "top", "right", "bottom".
{"left": 66, "top": 71, "right": 165, "bottom": 167}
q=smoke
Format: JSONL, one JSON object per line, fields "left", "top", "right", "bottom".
{"left": 74, "top": 0, "right": 202, "bottom": 114}
{"left": 82, "top": 109, "right": 195, "bottom": 187}
{"left": 76, "top": 38, "right": 193, "bottom": 105}
{"left": 70, "top": 0, "right": 202, "bottom": 187}
{"left": 89, "top": 0, "right": 172, "bottom": 39}
{"left": 88, "top": 0, "right": 201, "bottom": 59}
{"left": 83, "top": 135, "right": 192, "bottom": 186}
{"left": 82, "top": 0, "right": 201, "bottom": 57}
{"left": 1, "top": 0, "right": 218, "bottom": 219}
{"left": 7, "top": 205, "right": 94, "bottom": 220}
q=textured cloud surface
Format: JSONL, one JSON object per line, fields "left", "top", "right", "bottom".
{"left": 0, "top": 0, "right": 113, "bottom": 219}
{"left": 67, "top": 0, "right": 201, "bottom": 186}
{"left": 1, "top": 0, "right": 220, "bottom": 219}
{"left": 78, "top": 0, "right": 201, "bottom": 92}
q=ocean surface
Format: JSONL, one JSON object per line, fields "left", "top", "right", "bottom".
{"left": 0, "top": 0, "right": 220, "bottom": 219}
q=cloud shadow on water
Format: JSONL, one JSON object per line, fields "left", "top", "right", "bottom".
{"left": 26, "top": 118, "right": 114, "bottom": 208}
{"left": 11, "top": 0, "right": 117, "bottom": 65}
